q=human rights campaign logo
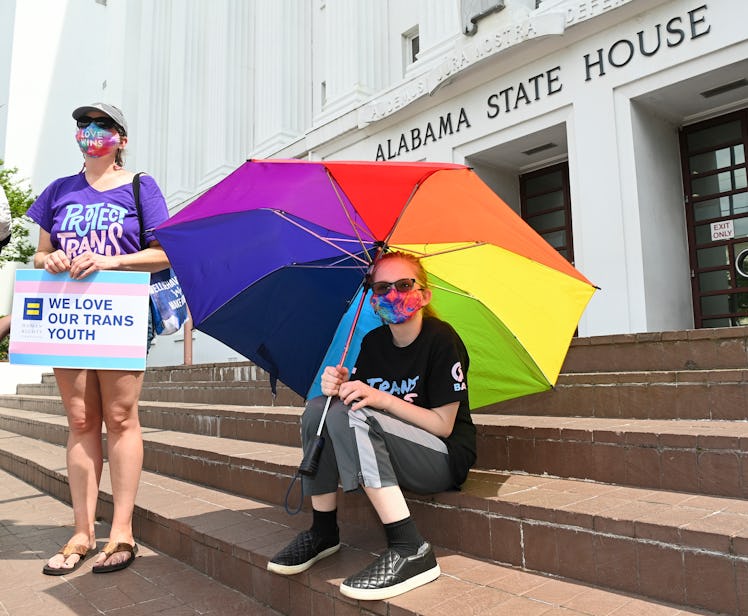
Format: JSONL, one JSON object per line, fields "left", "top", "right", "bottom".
{"left": 23, "top": 297, "right": 43, "bottom": 321}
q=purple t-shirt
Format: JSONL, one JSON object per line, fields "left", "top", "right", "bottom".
{"left": 26, "top": 172, "right": 168, "bottom": 258}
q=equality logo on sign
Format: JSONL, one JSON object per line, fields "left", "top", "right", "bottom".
{"left": 23, "top": 298, "right": 44, "bottom": 320}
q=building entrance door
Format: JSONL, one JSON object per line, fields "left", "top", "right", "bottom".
{"left": 520, "top": 162, "right": 574, "bottom": 264}
{"left": 681, "top": 109, "right": 748, "bottom": 328}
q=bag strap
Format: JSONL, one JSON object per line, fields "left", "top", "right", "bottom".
{"left": 132, "top": 172, "right": 146, "bottom": 250}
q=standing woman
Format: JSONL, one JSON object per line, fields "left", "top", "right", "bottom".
{"left": 0, "top": 183, "right": 10, "bottom": 251}
{"left": 0, "top": 184, "right": 11, "bottom": 343}
{"left": 27, "top": 103, "right": 170, "bottom": 575}
{"left": 267, "top": 251, "right": 477, "bottom": 600}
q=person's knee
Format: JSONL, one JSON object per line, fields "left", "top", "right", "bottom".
{"left": 103, "top": 403, "right": 139, "bottom": 435}
{"left": 67, "top": 405, "right": 102, "bottom": 434}
{"left": 324, "top": 400, "right": 354, "bottom": 438}
{"left": 0, "top": 314, "right": 10, "bottom": 341}
{"left": 301, "top": 396, "right": 328, "bottom": 436}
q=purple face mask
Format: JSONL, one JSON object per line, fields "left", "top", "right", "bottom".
{"left": 370, "top": 288, "right": 425, "bottom": 324}
{"left": 75, "top": 125, "right": 121, "bottom": 158}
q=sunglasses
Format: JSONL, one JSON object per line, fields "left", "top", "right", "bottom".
{"left": 76, "top": 116, "right": 117, "bottom": 130}
{"left": 370, "top": 278, "right": 421, "bottom": 296}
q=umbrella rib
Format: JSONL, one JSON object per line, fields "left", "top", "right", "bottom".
{"left": 325, "top": 169, "right": 376, "bottom": 263}
{"left": 293, "top": 252, "right": 369, "bottom": 270}
{"left": 428, "top": 283, "right": 476, "bottom": 299}
{"left": 382, "top": 183, "right": 421, "bottom": 248}
{"left": 271, "top": 210, "right": 371, "bottom": 265}
{"left": 388, "top": 242, "right": 487, "bottom": 259}
{"left": 292, "top": 264, "right": 368, "bottom": 270}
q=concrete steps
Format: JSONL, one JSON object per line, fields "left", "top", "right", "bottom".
{"left": 560, "top": 327, "right": 748, "bottom": 373}
{"left": 0, "top": 402, "right": 745, "bottom": 614}
{"left": 2, "top": 325, "right": 748, "bottom": 614}
{"left": 2, "top": 398, "right": 747, "bottom": 499}
{"left": 0, "top": 468, "right": 283, "bottom": 616}
{"left": 0, "top": 430, "right": 725, "bottom": 616}
{"left": 487, "top": 368, "right": 748, "bottom": 420}
{"left": 1, "top": 394, "right": 304, "bottom": 446}
{"left": 489, "top": 327, "right": 748, "bottom": 419}
{"left": 17, "top": 380, "right": 304, "bottom": 408}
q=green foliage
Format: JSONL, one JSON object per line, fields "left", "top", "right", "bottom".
{"left": 0, "top": 160, "right": 36, "bottom": 264}
{"left": 0, "top": 316, "right": 7, "bottom": 361}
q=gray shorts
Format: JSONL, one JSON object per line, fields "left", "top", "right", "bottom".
{"left": 300, "top": 396, "right": 454, "bottom": 496}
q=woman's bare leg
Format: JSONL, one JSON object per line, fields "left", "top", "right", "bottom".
{"left": 93, "top": 369, "right": 144, "bottom": 568}
{"left": 364, "top": 485, "right": 410, "bottom": 524}
{"left": 310, "top": 492, "right": 337, "bottom": 512}
{"left": 0, "top": 314, "right": 10, "bottom": 343}
{"left": 45, "top": 368, "right": 102, "bottom": 570}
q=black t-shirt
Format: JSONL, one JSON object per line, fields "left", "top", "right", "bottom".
{"left": 353, "top": 316, "right": 476, "bottom": 487}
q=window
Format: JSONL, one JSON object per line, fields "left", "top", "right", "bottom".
{"left": 403, "top": 27, "right": 420, "bottom": 71}
{"left": 520, "top": 163, "right": 574, "bottom": 263}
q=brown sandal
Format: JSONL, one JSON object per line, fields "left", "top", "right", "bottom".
{"left": 42, "top": 543, "right": 94, "bottom": 576}
{"left": 91, "top": 541, "right": 138, "bottom": 574}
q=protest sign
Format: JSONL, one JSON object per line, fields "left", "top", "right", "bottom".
{"left": 9, "top": 270, "right": 149, "bottom": 370}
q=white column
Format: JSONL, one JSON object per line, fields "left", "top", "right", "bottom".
{"left": 321, "top": 0, "right": 388, "bottom": 117}
{"left": 569, "top": 88, "right": 640, "bottom": 336}
{"left": 131, "top": 0, "right": 256, "bottom": 205}
{"left": 225, "top": 0, "right": 254, "bottom": 164}
{"left": 131, "top": 0, "right": 172, "bottom": 185}
{"left": 416, "top": 0, "right": 460, "bottom": 64}
{"left": 178, "top": 0, "right": 256, "bottom": 189}
{"left": 252, "top": 0, "right": 311, "bottom": 157}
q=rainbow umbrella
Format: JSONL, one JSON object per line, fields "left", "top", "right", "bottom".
{"left": 154, "top": 159, "right": 596, "bottom": 409}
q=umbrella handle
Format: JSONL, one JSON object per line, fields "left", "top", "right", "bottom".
{"left": 298, "top": 435, "right": 325, "bottom": 476}
{"left": 297, "top": 395, "right": 332, "bottom": 476}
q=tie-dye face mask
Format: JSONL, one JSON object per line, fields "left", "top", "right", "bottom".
{"left": 370, "top": 288, "right": 425, "bottom": 324}
{"left": 75, "top": 125, "right": 121, "bottom": 158}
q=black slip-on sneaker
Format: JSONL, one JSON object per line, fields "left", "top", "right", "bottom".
{"left": 267, "top": 530, "right": 340, "bottom": 575}
{"left": 339, "top": 542, "right": 440, "bottom": 601}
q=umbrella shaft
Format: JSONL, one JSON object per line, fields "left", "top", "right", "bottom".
{"left": 308, "top": 257, "right": 378, "bottom": 464}
{"left": 336, "top": 267, "right": 376, "bottom": 371}
{"left": 316, "top": 395, "right": 332, "bottom": 436}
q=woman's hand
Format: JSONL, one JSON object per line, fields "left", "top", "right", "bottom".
{"left": 69, "top": 251, "right": 117, "bottom": 279}
{"left": 320, "top": 365, "right": 350, "bottom": 397}
{"left": 338, "top": 380, "right": 390, "bottom": 412}
{"left": 42, "top": 249, "right": 71, "bottom": 274}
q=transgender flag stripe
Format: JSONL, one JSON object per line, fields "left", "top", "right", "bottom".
{"left": 9, "top": 342, "right": 145, "bottom": 358}
{"left": 10, "top": 354, "right": 145, "bottom": 370}
{"left": 15, "top": 270, "right": 147, "bottom": 284}
{"left": 14, "top": 281, "right": 148, "bottom": 296}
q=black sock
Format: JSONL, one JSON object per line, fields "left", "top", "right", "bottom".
{"left": 311, "top": 508, "right": 338, "bottom": 540}
{"left": 384, "top": 517, "right": 424, "bottom": 557}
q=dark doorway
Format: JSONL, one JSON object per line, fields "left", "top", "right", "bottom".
{"left": 681, "top": 109, "right": 748, "bottom": 328}
{"left": 519, "top": 162, "right": 575, "bottom": 264}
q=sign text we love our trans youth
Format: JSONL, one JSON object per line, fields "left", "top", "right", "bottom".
{"left": 46, "top": 296, "right": 134, "bottom": 341}
{"left": 10, "top": 270, "right": 150, "bottom": 371}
